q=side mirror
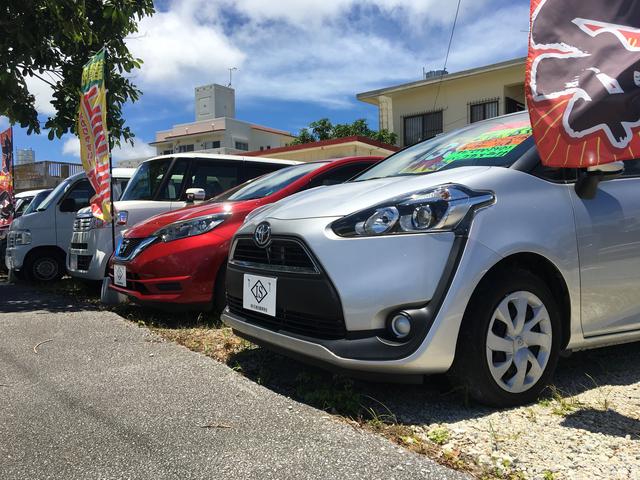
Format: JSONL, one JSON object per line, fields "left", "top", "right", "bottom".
{"left": 59, "top": 197, "right": 77, "bottom": 212}
{"left": 185, "top": 188, "right": 206, "bottom": 203}
{"left": 575, "top": 161, "right": 625, "bottom": 200}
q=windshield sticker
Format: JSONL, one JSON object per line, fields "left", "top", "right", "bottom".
{"left": 400, "top": 125, "right": 532, "bottom": 173}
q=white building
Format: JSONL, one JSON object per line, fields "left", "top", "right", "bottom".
{"left": 16, "top": 148, "right": 35, "bottom": 165}
{"left": 151, "top": 84, "right": 295, "bottom": 156}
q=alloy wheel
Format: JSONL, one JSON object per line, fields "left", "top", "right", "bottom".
{"left": 486, "top": 291, "right": 553, "bottom": 394}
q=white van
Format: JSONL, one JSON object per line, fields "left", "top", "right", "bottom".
{"left": 67, "top": 153, "right": 298, "bottom": 284}
{"left": 5, "top": 168, "right": 134, "bottom": 282}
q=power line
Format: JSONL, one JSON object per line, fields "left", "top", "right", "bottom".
{"left": 433, "top": 0, "right": 462, "bottom": 111}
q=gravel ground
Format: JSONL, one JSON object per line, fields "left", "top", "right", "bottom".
{"left": 357, "top": 343, "right": 640, "bottom": 479}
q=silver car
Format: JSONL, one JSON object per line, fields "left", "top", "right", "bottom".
{"left": 222, "top": 112, "right": 640, "bottom": 407}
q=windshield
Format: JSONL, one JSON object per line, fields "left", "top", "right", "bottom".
{"left": 37, "top": 178, "right": 76, "bottom": 211}
{"left": 213, "top": 162, "right": 328, "bottom": 202}
{"left": 23, "top": 190, "right": 52, "bottom": 215}
{"left": 355, "top": 114, "right": 533, "bottom": 181}
{"left": 120, "top": 158, "right": 173, "bottom": 201}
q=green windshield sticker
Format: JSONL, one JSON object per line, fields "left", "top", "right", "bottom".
{"left": 444, "top": 127, "right": 533, "bottom": 161}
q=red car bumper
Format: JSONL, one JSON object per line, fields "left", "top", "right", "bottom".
{"left": 109, "top": 232, "right": 230, "bottom": 310}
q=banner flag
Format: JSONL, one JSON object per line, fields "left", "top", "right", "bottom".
{"left": 77, "top": 49, "right": 112, "bottom": 221}
{"left": 527, "top": 0, "right": 640, "bottom": 167}
{"left": 0, "top": 127, "right": 14, "bottom": 226}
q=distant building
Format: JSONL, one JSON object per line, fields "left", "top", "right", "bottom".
{"left": 14, "top": 161, "right": 83, "bottom": 193}
{"left": 151, "top": 84, "right": 295, "bottom": 156}
{"left": 117, "top": 157, "right": 149, "bottom": 169}
{"left": 16, "top": 148, "right": 35, "bottom": 165}
{"left": 357, "top": 57, "right": 526, "bottom": 148}
{"left": 244, "top": 136, "right": 398, "bottom": 162}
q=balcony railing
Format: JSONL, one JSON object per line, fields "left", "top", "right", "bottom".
{"left": 14, "top": 161, "right": 84, "bottom": 192}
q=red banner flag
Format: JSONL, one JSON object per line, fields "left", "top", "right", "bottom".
{"left": 527, "top": 0, "right": 640, "bottom": 167}
{"left": 0, "top": 127, "right": 14, "bottom": 227}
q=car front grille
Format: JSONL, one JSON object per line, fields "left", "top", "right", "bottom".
{"left": 116, "top": 238, "right": 146, "bottom": 258}
{"left": 231, "top": 237, "right": 318, "bottom": 274}
{"left": 227, "top": 294, "right": 346, "bottom": 339}
{"left": 77, "top": 255, "right": 92, "bottom": 271}
{"left": 73, "top": 216, "right": 92, "bottom": 232}
{"left": 70, "top": 242, "right": 88, "bottom": 250}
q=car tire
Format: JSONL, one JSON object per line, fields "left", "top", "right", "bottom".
{"left": 24, "top": 251, "right": 65, "bottom": 282}
{"left": 451, "top": 267, "right": 562, "bottom": 407}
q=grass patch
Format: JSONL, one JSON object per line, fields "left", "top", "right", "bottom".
{"left": 427, "top": 426, "right": 451, "bottom": 445}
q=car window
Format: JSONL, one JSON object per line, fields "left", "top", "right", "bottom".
{"left": 25, "top": 190, "right": 52, "bottom": 214}
{"left": 307, "top": 162, "right": 375, "bottom": 189}
{"left": 14, "top": 197, "right": 32, "bottom": 216}
{"left": 60, "top": 179, "right": 94, "bottom": 211}
{"left": 113, "top": 177, "right": 130, "bottom": 200}
{"left": 121, "top": 158, "right": 173, "bottom": 201}
{"left": 158, "top": 159, "right": 189, "bottom": 201}
{"left": 213, "top": 162, "right": 327, "bottom": 202}
{"left": 186, "top": 160, "right": 241, "bottom": 199}
{"left": 243, "top": 162, "right": 290, "bottom": 182}
{"left": 355, "top": 113, "right": 533, "bottom": 181}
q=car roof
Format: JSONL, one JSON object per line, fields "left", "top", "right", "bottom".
{"left": 14, "top": 189, "right": 52, "bottom": 198}
{"left": 141, "top": 153, "right": 300, "bottom": 166}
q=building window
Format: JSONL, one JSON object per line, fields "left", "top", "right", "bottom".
{"left": 203, "top": 141, "right": 221, "bottom": 150}
{"left": 235, "top": 141, "right": 249, "bottom": 151}
{"left": 403, "top": 111, "right": 443, "bottom": 146}
{"left": 162, "top": 150, "right": 172, "bottom": 155}
{"left": 260, "top": 146, "right": 264, "bottom": 151}
{"left": 469, "top": 99, "right": 499, "bottom": 123}
{"left": 177, "top": 144, "right": 194, "bottom": 153}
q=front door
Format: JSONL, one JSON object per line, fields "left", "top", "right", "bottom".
{"left": 571, "top": 164, "right": 640, "bottom": 337}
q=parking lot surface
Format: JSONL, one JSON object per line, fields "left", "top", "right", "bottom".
{"left": 0, "top": 281, "right": 466, "bottom": 480}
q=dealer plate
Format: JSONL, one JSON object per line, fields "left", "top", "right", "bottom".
{"left": 243, "top": 274, "right": 277, "bottom": 317}
{"left": 114, "top": 264, "right": 127, "bottom": 288}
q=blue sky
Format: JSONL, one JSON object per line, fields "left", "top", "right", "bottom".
{"left": 2, "top": 0, "right": 530, "bottom": 165}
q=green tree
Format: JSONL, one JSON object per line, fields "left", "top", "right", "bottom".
{"left": 309, "top": 118, "right": 333, "bottom": 141}
{"left": 290, "top": 118, "right": 398, "bottom": 146}
{"left": 0, "top": 0, "right": 155, "bottom": 146}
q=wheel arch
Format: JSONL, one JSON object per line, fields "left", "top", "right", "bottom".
{"left": 470, "top": 252, "right": 572, "bottom": 349}
{"left": 23, "top": 245, "right": 67, "bottom": 265}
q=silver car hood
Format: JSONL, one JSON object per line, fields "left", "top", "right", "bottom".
{"left": 268, "top": 166, "right": 492, "bottom": 220}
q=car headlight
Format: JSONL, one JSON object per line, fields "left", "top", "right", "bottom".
{"left": 154, "top": 213, "right": 230, "bottom": 243}
{"left": 331, "top": 184, "right": 494, "bottom": 237}
{"left": 9, "top": 229, "right": 32, "bottom": 245}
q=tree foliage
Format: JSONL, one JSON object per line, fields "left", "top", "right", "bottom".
{"left": 290, "top": 118, "right": 398, "bottom": 146}
{"left": 0, "top": 0, "right": 155, "bottom": 146}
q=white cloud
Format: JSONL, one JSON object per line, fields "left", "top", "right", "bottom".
{"left": 25, "top": 75, "right": 56, "bottom": 116}
{"left": 111, "top": 140, "right": 155, "bottom": 162}
{"left": 125, "top": 0, "right": 527, "bottom": 109}
{"left": 62, "top": 136, "right": 80, "bottom": 158}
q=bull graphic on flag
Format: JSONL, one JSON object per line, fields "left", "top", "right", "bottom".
{"left": 527, "top": 0, "right": 640, "bottom": 167}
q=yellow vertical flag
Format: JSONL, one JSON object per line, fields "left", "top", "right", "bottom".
{"left": 77, "top": 49, "right": 112, "bottom": 222}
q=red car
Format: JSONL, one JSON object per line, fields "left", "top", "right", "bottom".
{"left": 109, "top": 156, "right": 381, "bottom": 311}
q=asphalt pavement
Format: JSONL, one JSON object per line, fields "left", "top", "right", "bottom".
{"left": 0, "top": 281, "right": 467, "bottom": 480}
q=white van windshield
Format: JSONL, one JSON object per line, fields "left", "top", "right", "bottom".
{"left": 355, "top": 114, "right": 533, "bottom": 181}
{"left": 23, "top": 190, "right": 52, "bottom": 215}
{"left": 121, "top": 158, "right": 173, "bottom": 201}
{"left": 36, "top": 177, "right": 75, "bottom": 211}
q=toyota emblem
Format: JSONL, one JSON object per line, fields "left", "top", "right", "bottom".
{"left": 254, "top": 222, "right": 272, "bottom": 248}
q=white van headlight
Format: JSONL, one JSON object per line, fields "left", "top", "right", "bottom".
{"left": 9, "top": 229, "right": 32, "bottom": 245}
{"left": 154, "top": 213, "right": 230, "bottom": 243}
{"left": 331, "top": 185, "right": 494, "bottom": 237}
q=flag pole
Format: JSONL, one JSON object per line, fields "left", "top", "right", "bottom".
{"left": 104, "top": 47, "right": 116, "bottom": 256}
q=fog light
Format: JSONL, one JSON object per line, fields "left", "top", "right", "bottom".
{"left": 390, "top": 313, "right": 412, "bottom": 339}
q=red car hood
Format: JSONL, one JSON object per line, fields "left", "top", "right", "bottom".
{"left": 125, "top": 200, "right": 259, "bottom": 238}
